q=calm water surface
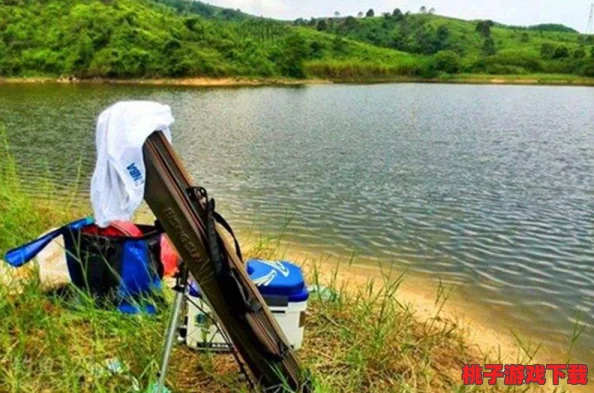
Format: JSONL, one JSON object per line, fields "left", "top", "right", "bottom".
{"left": 1, "top": 83, "right": 594, "bottom": 362}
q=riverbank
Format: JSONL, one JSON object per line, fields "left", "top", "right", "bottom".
{"left": 1, "top": 150, "right": 577, "bottom": 392}
{"left": 242, "top": 237, "right": 589, "bottom": 393}
{"left": 0, "top": 236, "right": 581, "bottom": 392}
{"left": 3, "top": 73, "right": 594, "bottom": 87}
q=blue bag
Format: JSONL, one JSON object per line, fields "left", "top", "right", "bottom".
{"left": 4, "top": 219, "right": 165, "bottom": 314}
{"left": 4, "top": 218, "right": 93, "bottom": 267}
{"left": 62, "top": 224, "right": 165, "bottom": 313}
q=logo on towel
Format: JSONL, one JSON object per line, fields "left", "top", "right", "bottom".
{"left": 251, "top": 261, "right": 291, "bottom": 287}
{"left": 127, "top": 163, "right": 144, "bottom": 186}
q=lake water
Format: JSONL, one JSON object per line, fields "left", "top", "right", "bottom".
{"left": 1, "top": 82, "right": 594, "bottom": 364}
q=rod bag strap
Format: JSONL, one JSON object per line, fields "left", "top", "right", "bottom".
{"left": 188, "top": 187, "right": 261, "bottom": 314}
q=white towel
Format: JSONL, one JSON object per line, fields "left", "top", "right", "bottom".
{"left": 91, "top": 101, "right": 174, "bottom": 227}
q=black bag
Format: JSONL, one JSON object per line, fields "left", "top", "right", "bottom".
{"left": 63, "top": 224, "right": 165, "bottom": 312}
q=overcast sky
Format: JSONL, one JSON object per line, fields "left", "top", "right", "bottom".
{"left": 204, "top": 0, "right": 593, "bottom": 32}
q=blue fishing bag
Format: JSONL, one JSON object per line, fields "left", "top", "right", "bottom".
{"left": 4, "top": 218, "right": 166, "bottom": 314}
{"left": 63, "top": 224, "right": 165, "bottom": 313}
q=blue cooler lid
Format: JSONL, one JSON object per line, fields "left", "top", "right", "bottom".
{"left": 188, "top": 260, "right": 309, "bottom": 303}
{"left": 247, "top": 259, "right": 309, "bottom": 303}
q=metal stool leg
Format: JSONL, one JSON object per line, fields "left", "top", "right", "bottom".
{"left": 156, "top": 263, "right": 188, "bottom": 393}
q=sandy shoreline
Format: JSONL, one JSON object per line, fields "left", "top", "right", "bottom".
{"left": 0, "top": 76, "right": 329, "bottom": 87}
{"left": 270, "top": 245, "right": 590, "bottom": 392}
{"left": 2, "top": 75, "right": 594, "bottom": 88}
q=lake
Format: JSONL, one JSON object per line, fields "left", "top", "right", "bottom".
{"left": 1, "top": 82, "right": 593, "bottom": 363}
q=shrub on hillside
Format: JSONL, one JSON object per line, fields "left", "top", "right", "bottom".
{"left": 573, "top": 48, "right": 586, "bottom": 59}
{"left": 581, "top": 63, "right": 594, "bottom": 77}
{"left": 433, "top": 50, "right": 460, "bottom": 73}
{"left": 552, "top": 45, "right": 570, "bottom": 59}
{"left": 540, "top": 43, "right": 555, "bottom": 59}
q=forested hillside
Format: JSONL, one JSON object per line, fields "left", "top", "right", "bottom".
{"left": 1, "top": 0, "right": 593, "bottom": 80}
{"left": 299, "top": 9, "right": 594, "bottom": 77}
{"left": 0, "top": 0, "right": 422, "bottom": 79}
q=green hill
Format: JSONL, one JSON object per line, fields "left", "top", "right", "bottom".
{"left": 0, "top": 0, "right": 593, "bottom": 81}
{"left": 0, "top": 0, "right": 420, "bottom": 80}
{"left": 301, "top": 11, "right": 594, "bottom": 77}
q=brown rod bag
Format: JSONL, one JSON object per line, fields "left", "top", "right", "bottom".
{"left": 142, "top": 131, "right": 310, "bottom": 392}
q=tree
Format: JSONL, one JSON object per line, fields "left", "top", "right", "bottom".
{"left": 540, "top": 43, "right": 555, "bottom": 58}
{"left": 552, "top": 45, "right": 569, "bottom": 59}
{"left": 415, "top": 29, "right": 437, "bottom": 54}
{"left": 316, "top": 19, "right": 328, "bottom": 31}
{"left": 357, "top": 11, "right": 364, "bottom": 18}
{"left": 344, "top": 16, "right": 357, "bottom": 28}
{"left": 434, "top": 25, "right": 450, "bottom": 51}
{"left": 420, "top": 6, "right": 427, "bottom": 14}
{"left": 591, "top": 46, "right": 594, "bottom": 58}
{"left": 482, "top": 37, "right": 496, "bottom": 55}
{"left": 332, "top": 35, "right": 348, "bottom": 54}
{"left": 433, "top": 50, "right": 461, "bottom": 73}
{"left": 307, "top": 17, "right": 316, "bottom": 27}
{"left": 475, "top": 20, "right": 493, "bottom": 37}
{"left": 520, "top": 32, "right": 530, "bottom": 42}
{"left": 281, "top": 32, "right": 310, "bottom": 78}
{"left": 309, "top": 40, "right": 326, "bottom": 58}
{"left": 333, "top": 11, "right": 340, "bottom": 18}
{"left": 366, "top": 9, "right": 375, "bottom": 18}
{"left": 393, "top": 8, "right": 403, "bottom": 20}
{"left": 429, "top": 7, "right": 436, "bottom": 14}
{"left": 436, "top": 25, "right": 449, "bottom": 42}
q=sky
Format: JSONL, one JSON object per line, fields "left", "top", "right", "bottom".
{"left": 204, "top": 0, "right": 594, "bottom": 33}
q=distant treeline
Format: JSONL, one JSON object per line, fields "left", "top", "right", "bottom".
{"left": 296, "top": 9, "right": 594, "bottom": 77}
{"left": 154, "top": 0, "right": 251, "bottom": 21}
{"left": 497, "top": 23, "right": 579, "bottom": 33}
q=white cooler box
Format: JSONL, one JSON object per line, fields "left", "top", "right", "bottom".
{"left": 186, "top": 259, "right": 309, "bottom": 351}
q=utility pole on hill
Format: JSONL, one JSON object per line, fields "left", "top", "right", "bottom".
{"left": 586, "top": 3, "right": 594, "bottom": 34}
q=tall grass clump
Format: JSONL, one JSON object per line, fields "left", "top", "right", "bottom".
{"left": 0, "top": 127, "right": 76, "bottom": 255}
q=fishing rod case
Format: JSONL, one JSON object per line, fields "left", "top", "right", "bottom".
{"left": 142, "top": 132, "right": 310, "bottom": 392}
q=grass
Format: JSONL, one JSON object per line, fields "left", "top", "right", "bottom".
{"left": 0, "top": 131, "right": 83, "bottom": 256}
{"left": 448, "top": 73, "right": 594, "bottom": 84}
{"left": 0, "top": 140, "right": 570, "bottom": 393}
{"left": 0, "top": 247, "right": 560, "bottom": 392}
